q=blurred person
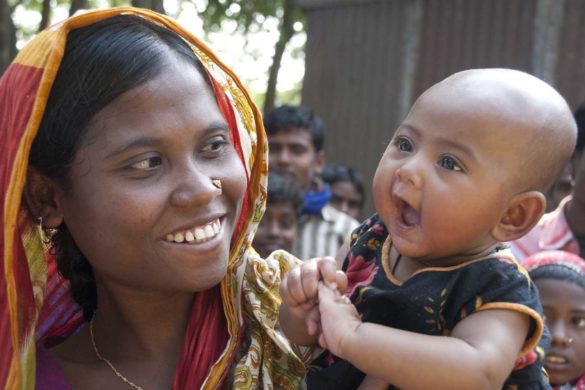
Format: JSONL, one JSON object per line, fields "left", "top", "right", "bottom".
{"left": 254, "top": 173, "right": 303, "bottom": 258}
{"left": 525, "top": 251, "right": 585, "bottom": 389}
{"left": 322, "top": 164, "right": 365, "bottom": 220}
{"left": 264, "top": 105, "right": 359, "bottom": 259}
{"left": 545, "top": 163, "right": 573, "bottom": 213}
{"left": 510, "top": 106, "right": 585, "bottom": 260}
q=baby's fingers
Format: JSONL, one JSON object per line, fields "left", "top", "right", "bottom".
{"left": 316, "top": 257, "right": 339, "bottom": 288}
{"left": 300, "top": 259, "right": 320, "bottom": 300}
{"left": 335, "top": 270, "right": 348, "bottom": 294}
{"left": 305, "top": 305, "right": 321, "bottom": 336}
{"left": 280, "top": 266, "right": 308, "bottom": 307}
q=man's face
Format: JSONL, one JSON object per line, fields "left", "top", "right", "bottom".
{"left": 268, "top": 127, "right": 325, "bottom": 190}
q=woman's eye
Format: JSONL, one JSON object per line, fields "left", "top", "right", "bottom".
{"left": 130, "top": 156, "right": 162, "bottom": 170}
{"left": 396, "top": 138, "right": 413, "bottom": 152}
{"left": 439, "top": 156, "right": 462, "bottom": 172}
{"left": 573, "top": 315, "right": 585, "bottom": 328}
{"left": 202, "top": 137, "right": 229, "bottom": 155}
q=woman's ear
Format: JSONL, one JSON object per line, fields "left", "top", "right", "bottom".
{"left": 23, "top": 167, "right": 64, "bottom": 228}
{"left": 491, "top": 191, "right": 546, "bottom": 242}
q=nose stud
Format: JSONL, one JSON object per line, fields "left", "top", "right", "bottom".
{"left": 212, "top": 179, "right": 222, "bottom": 193}
{"left": 568, "top": 337, "right": 574, "bottom": 345}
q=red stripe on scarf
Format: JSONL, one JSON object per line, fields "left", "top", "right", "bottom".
{"left": 173, "top": 286, "right": 228, "bottom": 389}
{"left": 0, "top": 63, "right": 44, "bottom": 386}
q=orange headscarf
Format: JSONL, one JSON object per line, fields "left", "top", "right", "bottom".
{"left": 0, "top": 7, "right": 306, "bottom": 389}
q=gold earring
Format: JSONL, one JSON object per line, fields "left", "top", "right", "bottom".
{"left": 212, "top": 179, "right": 222, "bottom": 192}
{"left": 37, "top": 216, "right": 49, "bottom": 244}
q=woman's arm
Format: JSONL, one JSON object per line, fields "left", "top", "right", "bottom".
{"left": 317, "top": 284, "right": 530, "bottom": 390}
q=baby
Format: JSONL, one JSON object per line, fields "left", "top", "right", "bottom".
{"left": 279, "top": 68, "right": 577, "bottom": 389}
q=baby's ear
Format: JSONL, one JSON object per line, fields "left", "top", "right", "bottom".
{"left": 491, "top": 191, "right": 545, "bottom": 242}
{"left": 23, "top": 167, "right": 65, "bottom": 228}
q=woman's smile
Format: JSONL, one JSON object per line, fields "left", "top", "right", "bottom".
{"left": 165, "top": 218, "right": 222, "bottom": 244}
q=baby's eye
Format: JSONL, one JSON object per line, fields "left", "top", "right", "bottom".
{"left": 130, "top": 156, "right": 162, "bottom": 170}
{"left": 396, "top": 137, "right": 413, "bottom": 152}
{"left": 439, "top": 156, "right": 462, "bottom": 172}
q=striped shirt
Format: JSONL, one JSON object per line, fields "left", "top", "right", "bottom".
{"left": 294, "top": 204, "right": 359, "bottom": 260}
{"left": 509, "top": 196, "right": 580, "bottom": 261}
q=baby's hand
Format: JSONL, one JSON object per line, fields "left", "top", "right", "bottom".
{"left": 317, "top": 281, "right": 362, "bottom": 357}
{"left": 280, "top": 257, "right": 347, "bottom": 336}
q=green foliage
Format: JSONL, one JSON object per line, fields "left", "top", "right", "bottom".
{"left": 200, "top": 0, "right": 302, "bottom": 34}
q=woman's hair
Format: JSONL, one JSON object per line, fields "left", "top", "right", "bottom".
{"left": 524, "top": 250, "right": 585, "bottom": 291}
{"left": 28, "top": 15, "right": 212, "bottom": 320}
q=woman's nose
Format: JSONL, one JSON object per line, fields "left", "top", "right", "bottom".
{"left": 169, "top": 164, "right": 221, "bottom": 208}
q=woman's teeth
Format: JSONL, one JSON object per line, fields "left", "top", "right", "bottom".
{"left": 166, "top": 219, "right": 221, "bottom": 244}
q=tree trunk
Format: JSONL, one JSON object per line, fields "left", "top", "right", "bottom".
{"left": 263, "top": 0, "right": 295, "bottom": 114}
{"left": 131, "top": 0, "right": 150, "bottom": 9}
{"left": 150, "top": 0, "right": 165, "bottom": 14}
{"left": 38, "top": 0, "right": 51, "bottom": 32}
{"left": 69, "top": 0, "right": 88, "bottom": 17}
{"left": 0, "top": 0, "right": 17, "bottom": 75}
{"left": 131, "top": 0, "right": 164, "bottom": 13}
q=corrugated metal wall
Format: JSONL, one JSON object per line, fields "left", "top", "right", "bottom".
{"left": 300, "top": 0, "right": 585, "bottom": 218}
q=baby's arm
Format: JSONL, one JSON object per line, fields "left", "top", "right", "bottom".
{"left": 279, "top": 257, "right": 347, "bottom": 346}
{"left": 317, "top": 284, "right": 530, "bottom": 389}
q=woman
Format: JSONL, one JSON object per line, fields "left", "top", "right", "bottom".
{"left": 0, "top": 8, "right": 307, "bottom": 389}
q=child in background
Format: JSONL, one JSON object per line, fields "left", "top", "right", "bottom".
{"left": 279, "top": 68, "right": 578, "bottom": 389}
{"left": 525, "top": 251, "right": 585, "bottom": 390}
{"left": 322, "top": 164, "right": 366, "bottom": 220}
{"left": 254, "top": 173, "right": 304, "bottom": 258}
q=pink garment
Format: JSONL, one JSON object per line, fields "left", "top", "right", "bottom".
{"left": 35, "top": 347, "right": 73, "bottom": 390}
{"left": 509, "top": 196, "right": 580, "bottom": 261}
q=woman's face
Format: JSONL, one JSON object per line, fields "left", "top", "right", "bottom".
{"left": 536, "top": 278, "right": 585, "bottom": 386}
{"left": 54, "top": 55, "right": 247, "bottom": 293}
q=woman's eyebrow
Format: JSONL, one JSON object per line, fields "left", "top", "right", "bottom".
{"left": 105, "top": 120, "right": 230, "bottom": 159}
{"left": 105, "top": 137, "right": 162, "bottom": 159}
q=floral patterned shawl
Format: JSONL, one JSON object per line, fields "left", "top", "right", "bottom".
{"left": 0, "top": 7, "right": 306, "bottom": 389}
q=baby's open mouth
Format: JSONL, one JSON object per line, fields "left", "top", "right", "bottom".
{"left": 165, "top": 219, "right": 221, "bottom": 244}
{"left": 396, "top": 198, "right": 420, "bottom": 227}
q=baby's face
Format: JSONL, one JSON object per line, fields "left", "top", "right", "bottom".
{"left": 372, "top": 90, "right": 525, "bottom": 262}
{"left": 536, "top": 278, "right": 585, "bottom": 386}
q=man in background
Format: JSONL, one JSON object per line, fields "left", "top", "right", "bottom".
{"left": 264, "top": 105, "right": 359, "bottom": 259}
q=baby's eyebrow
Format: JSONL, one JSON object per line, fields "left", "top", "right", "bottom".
{"left": 438, "top": 138, "right": 476, "bottom": 161}
{"left": 398, "top": 123, "right": 421, "bottom": 137}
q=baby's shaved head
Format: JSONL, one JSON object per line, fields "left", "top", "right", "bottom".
{"left": 420, "top": 68, "right": 577, "bottom": 192}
